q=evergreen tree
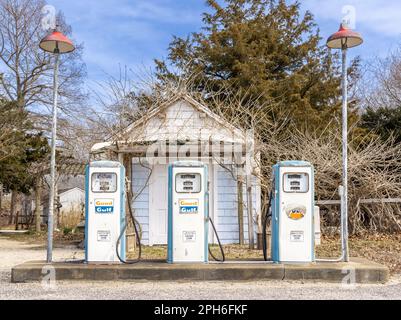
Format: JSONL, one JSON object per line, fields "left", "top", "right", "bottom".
{"left": 0, "top": 100, "right": 49, "bottom": 195}
{"left": 156, "top": 0, "right": 360, "bottom": 131}
{"left": 361, "top": 106, "right": 401, "bottom": 144}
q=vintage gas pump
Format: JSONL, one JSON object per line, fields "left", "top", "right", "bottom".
{"left": 271, "top": 161, "right": 315, "bottom": 263}
{"left": 167, "top": 161, "right": 209, "bottom": 263}
{"left": 85, "top": 161, "right": 125, "bottom": 263}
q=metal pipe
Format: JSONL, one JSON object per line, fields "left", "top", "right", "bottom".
{"left": 316, "top": 47, "right": 349, "bottom": 263}
{"left": 341, "top": 46, "right": 350, "bottom": 262}
{"left": 46, "top": 53, "right": 59, "bottom": 263}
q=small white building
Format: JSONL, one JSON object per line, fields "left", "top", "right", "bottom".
{"left": 42, "top": 187, "right": 85, "bottom": 221}
{"left": 58, "top": 187, "right": 85, "bottom": 215}
{"left": 91, "top": 94, "right": 261, "bottom": 245}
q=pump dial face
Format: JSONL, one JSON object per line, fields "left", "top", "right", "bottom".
{"left": 283, "top": 172, "right": 309, "bottom": 193}
{"left": 91, "top": 172, "right": 117, "bottom": 193}
{"left": 175, "top": 173, "right": 201, "bottom": 193}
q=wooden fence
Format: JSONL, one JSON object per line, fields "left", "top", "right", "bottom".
{"left": 316, "top": 198, "right": 401, "bottom": 205}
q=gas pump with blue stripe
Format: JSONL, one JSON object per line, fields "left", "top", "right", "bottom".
{"left": 85, "top": 161, "right": 126, "bottom": 263}
{"left": 167, "top": 161, "right": 209, "bottom": 263}
{"left": 271, "top": 161, "right": 315, "bottom": 263}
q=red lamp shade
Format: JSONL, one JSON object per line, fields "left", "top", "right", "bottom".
{"left": 326, "top": 23, "right": 363, "bottom": 49}
{"left": 39, "top": 30, "right": 75, "bottom": 54}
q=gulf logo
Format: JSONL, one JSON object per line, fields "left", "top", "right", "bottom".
{"left": 179, "top": 199, "right": 199, "bottom": 214}
{"left": 95, "top": 199, "right": 114, "bottom": 214}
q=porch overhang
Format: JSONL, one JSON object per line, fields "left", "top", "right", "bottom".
{"left": 91, "top": 138, "right": 249, "bottom": 159}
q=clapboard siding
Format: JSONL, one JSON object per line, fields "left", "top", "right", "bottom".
{"left": 216, "top": 165, "right": 258, "bottom": 244}
{"left": 131, "top": 162, "right": 150, "bottom": 245}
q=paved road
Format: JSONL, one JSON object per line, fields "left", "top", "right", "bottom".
{"left": 1, "top": 236, "right": 401, "bottom": 300}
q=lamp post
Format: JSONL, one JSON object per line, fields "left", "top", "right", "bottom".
{"left": 39, "top": 28, "right": 75, "bottom": 263}
{"left": 326, "top": 23, "right": 363, "bottom": 262}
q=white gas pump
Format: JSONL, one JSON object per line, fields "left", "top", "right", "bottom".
{"left": 271, "top": 161, "right": 314, "bottom": 263}
{"left": 167, "top": 161, "right": 209, "bottom": 263}
{"left": 85, "top": 161, "right": 125, "bottom": 263}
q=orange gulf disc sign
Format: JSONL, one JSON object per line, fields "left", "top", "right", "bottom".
{"left": 286, "top": 206, "right": 306, "bottom": 220}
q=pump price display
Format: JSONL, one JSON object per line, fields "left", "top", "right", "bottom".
{"left": 91, "top": 172, "right": 117, "bottom": 193}
{"left": 175, "top": 173, "right": 201, "bottom": 193}
{"left": 283, "top": 172, "right": 309, "bottom": 193}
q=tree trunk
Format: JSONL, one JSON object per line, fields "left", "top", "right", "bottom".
{"left": 15, "top": 208, "right": 19, "bottom": 231}
{"left": 35, "top": 180, "right": 42, "bottom": 232}
{"left": 9, "top": 190, "right": 17, "bottom": 225}
{"left": 237, "top": 179, "right": 244, "bottom": 245}
{"left": 0, "top": 184, "right": 3, "bottom": 212}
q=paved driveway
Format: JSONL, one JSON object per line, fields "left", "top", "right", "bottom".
{"left": 1, "top": 236, "right": 401, "bottom": 300}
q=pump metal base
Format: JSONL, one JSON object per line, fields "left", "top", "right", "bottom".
{"left": 11, "top": 257, "right": 388, "bottom": 284}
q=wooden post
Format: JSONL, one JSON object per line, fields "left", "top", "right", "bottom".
{"left": 122, "top": 153, "right": 136, "bottom": 253}
{"left": 15, "top": 209, "right": 20, "bottom": 230}
{"left": 0, "top": 183, "right": 3, "bottom": 212}
{"left": 35, "top": 179, "right": 42, "bottom": 232}
{"left": 246, "top": 175, "right": 255, "bottom": 249}
{"left": 237, "top": 179, "right": 244, "bottom": 245}
{"left": 9, "top": 190, "right": 17, "bottom": 225}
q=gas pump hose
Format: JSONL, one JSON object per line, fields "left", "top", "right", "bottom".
{"left": 208, "top": 217, "right": 225, "bottom": 262}
{"left": 208, "top": 186, "right": 273, "bottom": 263}
{"left": 262, "top": 189, "right": 273, "bottom": 261}
{"left": 116, "top": 190, "right": 142, "bottom": 264}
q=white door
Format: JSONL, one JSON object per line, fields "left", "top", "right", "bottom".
{"left": 149, "top": 165, "right": 168, "bottom": 245}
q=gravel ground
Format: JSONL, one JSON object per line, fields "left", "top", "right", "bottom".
{"left": 1, "top": 236, "right": 401, "bottom": 300}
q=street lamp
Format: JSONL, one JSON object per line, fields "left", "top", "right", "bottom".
{"left": 326, "top": 23, "right": 363, "bottom": 262}
{"left": 39, "top": 27, "right": 75, "bottom": 263}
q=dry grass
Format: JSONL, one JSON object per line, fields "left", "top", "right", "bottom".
{"left": 59, "top": 209, "right": 84, "bottom": 230}
{"left": 316, "top": 233, "right": 401, "bottom": 274}
{"left": 128, "top": 244, "right": 264, "bottom": 261}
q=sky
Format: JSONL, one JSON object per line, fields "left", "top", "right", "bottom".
{"left": 48, "top": 0, "right": 401, "bottom": 88}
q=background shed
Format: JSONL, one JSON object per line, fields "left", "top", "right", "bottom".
{"left": 92, "top": 95, "right": 261, "bottom": 245}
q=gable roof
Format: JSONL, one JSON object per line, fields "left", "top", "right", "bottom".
{"left": 59, "top": 187, "right": 84, "bottom": 196}
{"left": 41, "top": 187, "right": 84, "bottom": 204}
{"left": 123, "top": 94, "right": 244, "bottom": 139}
{"left": 91, "top": 94, "right": 248, "bottom": 153}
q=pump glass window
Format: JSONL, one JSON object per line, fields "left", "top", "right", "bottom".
{"left": 283, "top": 173, "right": 309, "bottom": 193}
{"left": 91, "top": 173, "right": 117, "bottom": 193}
{"left": 175, "top": 173, "right": 201, "bottom": 193}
